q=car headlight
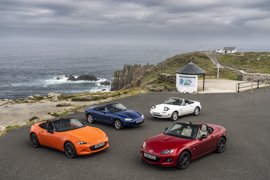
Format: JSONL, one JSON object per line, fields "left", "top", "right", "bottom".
{"left": 77, "top": 141, "right": 87, "bottom": 145}
{"left": 151, "top": 105, "right": 156, "bottom": 109}
{"left": 164, "top": 107, "right": 170, "bottom": 111}
{"left": 141, "top": 114, "right": 144, "bottom": 118}
{"left": 124, "top": 118, "right": 133, "bottom": 121}
{"left": 142, "top": 142, "right": 146, "bottom": 149}
{"left": 160, "top": 149, "right": 174, "bottom": 154}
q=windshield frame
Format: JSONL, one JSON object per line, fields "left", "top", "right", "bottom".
{"left": 106, "top": 103, "right": 127, "bottom": 113}
{"left": 164, "top": 123, "right": 199, "bottom": 139}
{"left": 164, "top": 97, "right": 183, "bottom": 105}
{"left": 54, "top": 118, "right": 85, "bottom": 132}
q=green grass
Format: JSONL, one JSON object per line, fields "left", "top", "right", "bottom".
{"left": 5, "top": 125, "right": 22, "bottom": 133}
{"left": 218, "top": 52, "right": 270, "bottom": 73}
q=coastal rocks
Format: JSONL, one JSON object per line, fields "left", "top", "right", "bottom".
{"left": 111, "top": 64, "right": 154, "bottom": 91}
{"left": 47, "top": 92, "right": 62, "bottom": 101}
{"left": 67, "top": 74, "right": 98, "bottom": 81}
{"left": 100, "top": 81, "right": 111, "bottom": 86}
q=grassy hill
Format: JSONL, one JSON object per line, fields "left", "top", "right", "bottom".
{"left": 218, "top": 52, "right": 270, "bottom": 73}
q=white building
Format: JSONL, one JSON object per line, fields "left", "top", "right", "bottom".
{"left": 214, "top": 47, "right": 237, "bottom": 54}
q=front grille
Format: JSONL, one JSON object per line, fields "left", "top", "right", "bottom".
{"left": 143, "top": 154, "right": 160, "bottom": 162}
{"left": 90, "top": 142, "right": 107, "bottom": 151}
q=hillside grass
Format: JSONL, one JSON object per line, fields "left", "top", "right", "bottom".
{"left": 218, "top": 52, "right": 270, "bottom": 73}
{"left": 142, "top": 52, "right": 238, "bottom": 88}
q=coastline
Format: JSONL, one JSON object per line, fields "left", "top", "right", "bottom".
{"left": 0, "top": 88, "right": 147, "bottom": 135}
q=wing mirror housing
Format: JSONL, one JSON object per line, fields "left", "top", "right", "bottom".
{"left": 47, "top": 126, "right": 54, "bottom": 134}
{"left": 200, "top": 134, "right": 207, "bottom": 140}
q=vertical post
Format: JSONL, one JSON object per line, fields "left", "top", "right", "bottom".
{"left": 203, "top": 74, "right": 205, "bottom": 91}
{"left": 235, "top": 83, "right": 238, "bottom": 94}
{"left": 237, "top": 83, "right": 240, "bottom": 93}
{"left": 251, "top": 82, "right": 253, "bottom": 93}
{"left": 257, "top": 80, "right": 259, "bottom": 89}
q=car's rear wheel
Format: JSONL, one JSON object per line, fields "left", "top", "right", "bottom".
{"left": 30, "top": 133, "right": 40, "bottom": 148}
{"left": 177, "top": 151, "right": 191, "bottom": 170}
{"left": 64, "top": 142, "right": 77, "bottom": 158}
{"left": 114, "top": 119, "right": 122, "bottom": 130}
{"left": 171, "top": 111, "right": 178, "bottom": 121}
{"left": 194, "top": 107, "right": 200, "bottom": 116}
{"left": 87, "top": 114, "right": 94, "bottom": 124}
{"left": 216, "top": 137, "right": 226, "bottom": 153}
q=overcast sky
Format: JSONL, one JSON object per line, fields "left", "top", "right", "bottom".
{"left": 1, "top": 0, "right": 270, "bottom": 49}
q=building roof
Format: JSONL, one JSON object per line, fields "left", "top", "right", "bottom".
{"left": 224, "top": 47, "right": 236, "bottom": 50}
{"left": 176, "top": 62, "right": 206, "bottom": 75}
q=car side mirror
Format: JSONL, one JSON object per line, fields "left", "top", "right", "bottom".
{"left": 47, "top": 126, "right": 54, "bottom": 134}
{"left": 200, "top": 134, "right": 207, "bottom": 140}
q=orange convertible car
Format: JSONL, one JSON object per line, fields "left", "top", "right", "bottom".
{"left": 30, "top": 118, "right": 109, "bottom": 158}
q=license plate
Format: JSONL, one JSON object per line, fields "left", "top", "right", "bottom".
{"left": 144, "top": 153, "right": 156, "bottom": 160}
{"left": 153, "top": 112, "right": 160, "bottom": 115}
{"left": 94, "top": 142, "right": 105, "bottom": 148}
{"left": 136, "top": 119, "right": 143, "bottom": 123}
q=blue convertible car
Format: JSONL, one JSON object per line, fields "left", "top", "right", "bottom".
{"left": 85, "top": 103, "right": 144, "bottom": 130}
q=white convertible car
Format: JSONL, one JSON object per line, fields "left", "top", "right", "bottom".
{"left": 150, "top": 97, "right": 202, "bottom": 121}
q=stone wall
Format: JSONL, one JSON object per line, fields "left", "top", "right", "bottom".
{"left": 157, "top": 73, "right": 176, "bottom": 84}
{"left": 242, "top": 72, "right": 270, "bottom": 82}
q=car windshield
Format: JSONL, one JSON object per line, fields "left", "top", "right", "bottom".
{"left": 164, "top": 123, "right": 198, "bottom": 139}
{"left": 164, "top": 98, "right": 182, "bottom": 105}
{"left": 54, "top": 119, "right": 84, "bottom": 132}
{"left": 107, "top": 103, "right": 127, "bottom": 113}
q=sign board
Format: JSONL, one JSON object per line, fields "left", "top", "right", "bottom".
{"left": 176, "top": 74, "right": 198, "bottom": 93}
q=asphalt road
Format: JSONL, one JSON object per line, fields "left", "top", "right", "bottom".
{"left": 1, "top": 89, "right": 270, "bottom": 180}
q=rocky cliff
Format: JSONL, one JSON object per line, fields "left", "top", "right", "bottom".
{"left": 111, "top": 64, "right": 153, "bottom": 91}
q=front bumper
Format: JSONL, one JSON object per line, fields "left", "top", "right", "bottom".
{"left": 150, "top": 110, "right": 171, "bottom": 119}
{"left": 140, "top": 149, "right": 178, "bottom": 167}
{"left": 76, "top": 141, "right": 109, "bottom": 156}
{"left": 122, "top": 118, "right": 144, "bottom": 127}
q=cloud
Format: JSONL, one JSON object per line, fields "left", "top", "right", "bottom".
{"left": 0, "top": 0, "right": 270, "bottom": 46}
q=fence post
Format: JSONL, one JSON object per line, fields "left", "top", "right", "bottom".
{"left": 251, "top": 82, "right": 253, "bottom": 93}
{"left": 257, "top": 80, "right": 259, "bottom": 89}
{"left": 237, "top": 83, "right": 240, "bottom": 93}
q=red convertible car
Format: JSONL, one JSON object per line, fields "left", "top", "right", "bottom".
{"left": 140, "top": 122, "right": 227, "bottom": 169}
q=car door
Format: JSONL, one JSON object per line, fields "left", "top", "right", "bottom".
{"left": 190, "top": 125, "right": 216, "bottom": 159}
{"left": 182, "top": 100, "right": 195, "bottom": 115}
{"left": 38, "top": 122, "right": 62, "bottom": 149}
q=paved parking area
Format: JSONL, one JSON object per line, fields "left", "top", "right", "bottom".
{"left": 0, "top": 89, "right": 270, "bottom": 180}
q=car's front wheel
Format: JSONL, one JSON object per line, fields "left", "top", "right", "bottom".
{"left": 171, "top": 111, "right": 178, "bottom": 121}
{"left": 177, "top": 151, "right": 191, "bottom": 170}
{"left": 114, "top": 119, "right": 122, "bottom": 130}
{"left": 194, "top": 107, "right": 200, "bottom": 116}
{"left": 87, "top": 114, "right": 95, "bottom": 124}
{"left": 30, "top": 133, "right": 40, "bottom": 148}
{"left": 64, "top": 142, "right": 77, "bottom": 158}
{"left": 216, "top": 137, "right": 226, "bottom": 153}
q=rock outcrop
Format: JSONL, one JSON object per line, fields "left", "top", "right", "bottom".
{"left": 111, "top": 64, "right": 153, "bottom": 91}
{"left": 242, "top": 72, "right": 270, "bottom": 82}
{"left": 66, "top": 74, "right": 98, "bottom": 81}
{"left": 157, "top": 73, "right": 176, "bottom": 84}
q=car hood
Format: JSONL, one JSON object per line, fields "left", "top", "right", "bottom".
{"left": 144, "top": 133, "right": 192, "bottom": 153}
{"left": 114, "top": 109, "right": 142, "bottom": 119}
{"left": 152, "top": 104, "right": 178, "bottom": 111}
{"left": 62, "top": 126, "right": 107, "bottom": 143}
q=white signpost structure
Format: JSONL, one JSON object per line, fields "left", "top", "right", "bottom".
{"left": 176, "top": 62, "right": 206, "bottom": 93}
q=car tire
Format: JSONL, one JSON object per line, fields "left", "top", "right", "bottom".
{"left": 194, "top": 107, "right": 200, "bottom": 116}
{"left": 114, "top": 119, "right": 122, "bottom": 130}
{"left": 64, "top": 142, "right": 77, "bottom": 158}
{"left": 177, "top": 151, "right": 191, "bottom": 170}
{"left": 216, "top": 137, "right": 226, "bottom": 153}
{"left": 30, "top": 133, "right": 40, "bottom": 148}
{"left": 171, "top": 111, "right": 178, "bottom": 121}
{"left": 87, "top": 114, "right": 95, "bottom": 124}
